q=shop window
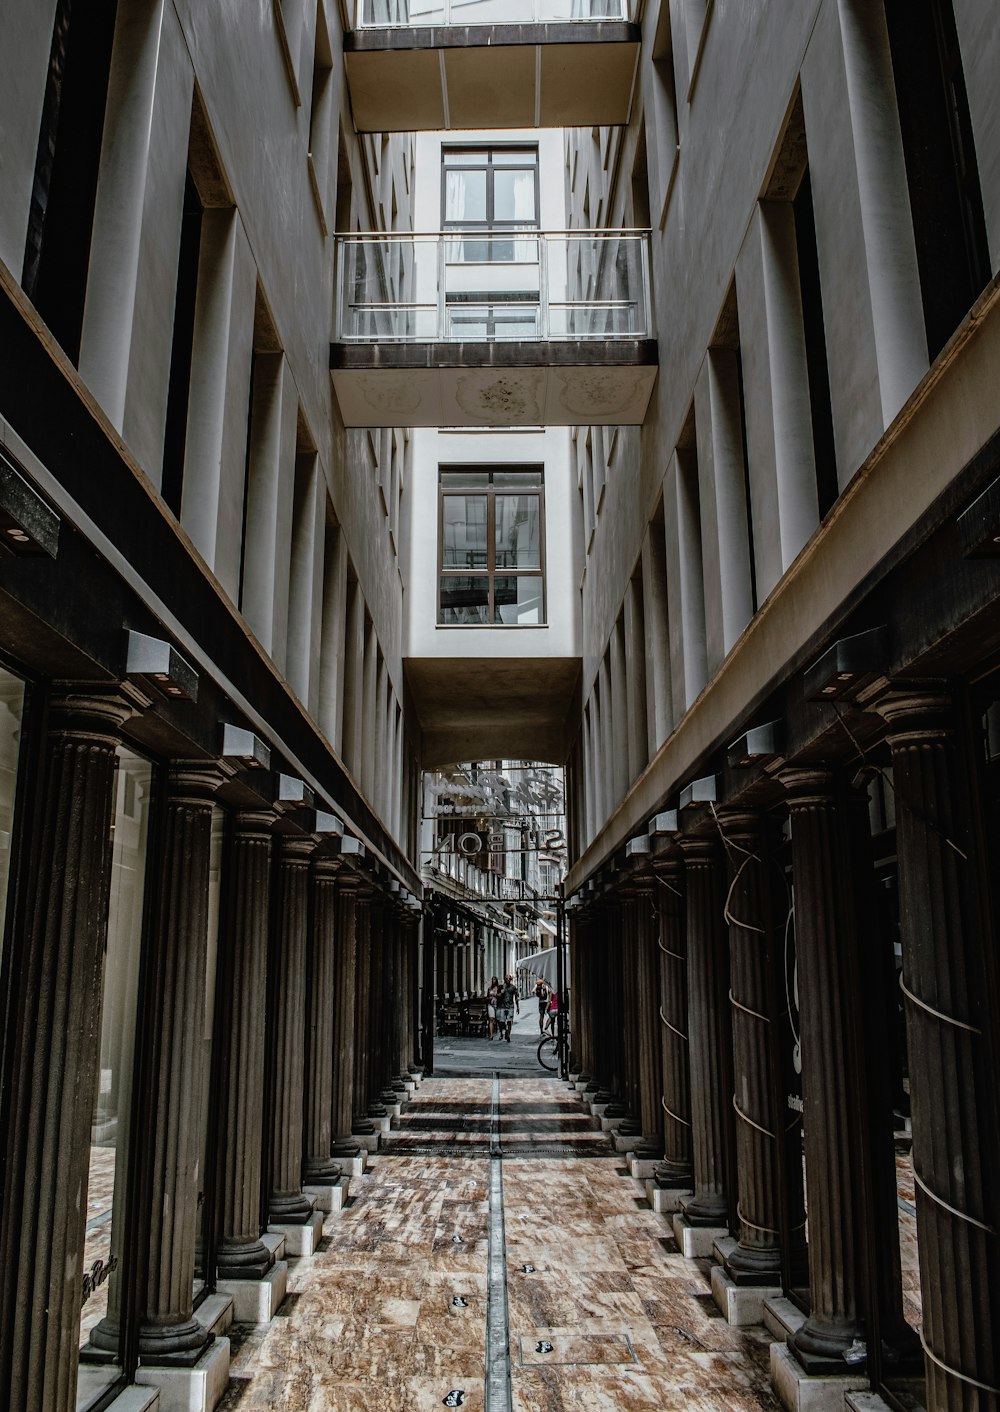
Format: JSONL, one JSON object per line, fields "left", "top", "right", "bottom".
{"left": 77, "top": 750, "right": 153, "bottom": 1409}
{"left": 438, "top": 466, "right": 545, "bottom": 626}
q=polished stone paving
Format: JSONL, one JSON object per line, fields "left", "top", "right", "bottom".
{"left": 218, "top": 1076, "right": 781, "bottom": 1411}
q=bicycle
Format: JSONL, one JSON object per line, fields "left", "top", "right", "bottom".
{"left": 536, "top": 1023, "right": 569, "bottom": 1073}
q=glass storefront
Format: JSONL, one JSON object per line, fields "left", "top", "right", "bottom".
{"left": 77, "top": 750, "right": 154, "bottom": 1410}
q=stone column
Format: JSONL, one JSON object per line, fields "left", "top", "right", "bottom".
{"left": 303, "top": 857, "right": 343, "bottom": 1183}
{"left": 352, "top": 890, "right": 378, "bottom": 1133}
{"left": 778, "top": 769, "right": 866, "bottom": 1371}
{"left": 679, "top": 837, "right": 733, "bottom": 1227}
{"left": 268, "top": 836, "right": 315, "bottom": 1224}
{"left": 652, "top": 858, "right": 693, "bottom": 1187}
{"left": 331, "top": 874, "right": 362, "bottom": 1157}
{"left": 120, "top": 765, "right": 226, "bottom": 1362}
{"left": 633, "top": 881, "right": 664, "bottom": 1154}
{"left": 866, "top": 689, "right": 1000, "bottom": 1408}
{"left": 216, "top": 810, "right": 276, "bottom": 1280}
{"left": 0, "top": 690, "right": 138, "bottom": 1412}
{"left": 717, "top": 811, "right": 783, "bottom": 1284}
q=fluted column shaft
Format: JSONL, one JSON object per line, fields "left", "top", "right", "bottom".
{"left": 269, "top": 837, "right": 315, "bottom": 1222}
{"left": 138, "top": 767, "right": 226, "bottom": 1356}
{"left": 680, "top": 839, "right": 733, "bottom": 1226}
{"left": 779, "top": 770, "right": 866, "bottom": 1370}
{"left": 653, "top": 862, "right": 693, "bottom": 1183}
{"left": 216, "top": 810, "right": 275, "bottom": 1279}
{"left": 353, "top": 895, "right": 372, "bottom": 1118}
{"left": 634, "top": 885, "right": 663, "bottom": 1147}
{"left": 331, "top": 877, "right": 361, "bottom": 1153}
{"left": 870, "top": 691, "right": 1000, "bottom": 1410}
{"left": 718, "top": 811, "right": 784, "bottom": 1282}
{"left": 624, "top": 898, "right": 643, "bottom": 1115}
{"left": 1, "top": 691, "right": 137, "bottom": 1412}
{"left": 303, "top": 858, "right": 342, "bottom": 1182}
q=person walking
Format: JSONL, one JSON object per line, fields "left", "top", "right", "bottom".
{"left": 544, "top": 986, "right": 559, "bottom": 1035}
{"left": 486, "top": 975, "right": 500, "bottom": 1040}
{"left": 534, "top": 977, "right": 550, "bottom": 1033}
{"left": 496, "top": 974, "right": 520, "bottom": 1043}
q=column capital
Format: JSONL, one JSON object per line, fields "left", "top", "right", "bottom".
{"left": 233, "top": 807, "right": 280, "bottom": 837}
{"left": 279, "top": 834, "right": 318, "bottom": 865}
{"left": 774, "top": 766, "right": 837, "bottom": 809}
{"left": 48, "top": 681, "right": 147, "bottom": 740}
{"left": 675, "top": 834, "right": 718, "bottom": 863}
{"left": 312, "top": 855, "right": 344, "bottom": 882}
{"left": 856, "top": 678, "right": 954, "bottom": 740}
{"left": 166, "top": 761, "right": 235, "bottom": 806}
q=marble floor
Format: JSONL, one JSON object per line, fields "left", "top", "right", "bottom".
{"left": 219, "top": 1077, "right": 781, "bottom": 1412}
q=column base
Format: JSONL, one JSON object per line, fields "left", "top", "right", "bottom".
{"left": 135, "top": 1322, "right": 212, "bottom": 1369}
{"left": 600, "top": 1113, "right": 624, "bottom": 1131}
{"left": 216, "top": 1262, "right": 287, "bottom": 1324}
{"left": 671, "top": 1213, "right": 728, "bottom": 1259}
{"left": 790, "top": 1318, "right": 869, "bottom": 1376}
{"left": 302, "top": 1157, "right": 343, "bottom": 1185}
{"left": 720, "top": 1234, "right": 783, "bottom": 1287}
{"left": 215, "top": 1238, "right": 274, "bottom": 1283}
{"left": 630, "top": 1149, "right": 662, "bottom": 1180}
{"left": 136, "top": 1336, "right": 230, "bottom": 1412}
{"left": 269, "top": 1208, "right": 324, "bottom": 1255}
{"left": 333, "top": 1142, "right": 367, "bottom": 1176}
{"left": 613, "top": 1130, "right": 640, "bottom": 1154}
{"left": 711, "top": 1261, "right": 781, "bottom": 1326}
{"left": 268, "top": 1192, "right": 315, "bottom": 1225}
{"left": 305, "top": 1176, "right": 350, "bottom": 1212}
{"left": 646, "top": 1180, "right": 692, "bottom": 1214}
{"left": 770, "top": 1341, "right": 868, "bottom": 1412}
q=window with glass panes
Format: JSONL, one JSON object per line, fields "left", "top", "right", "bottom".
{"left": 438, "top": 467, "right": 545, "bottom": 626}
{"left": 442, "top": 146, "right": 540, "bottom": 340}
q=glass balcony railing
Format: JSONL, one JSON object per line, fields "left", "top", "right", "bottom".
{"left": 356, "top": 0, "right": 627, "bottom": 27}
{"left": 336, "top": 230, "right": 652, "bottom": 343}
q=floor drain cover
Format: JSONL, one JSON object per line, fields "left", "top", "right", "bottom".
{"left": 519, "top": 1333, "right": 638, "bottom": 1366}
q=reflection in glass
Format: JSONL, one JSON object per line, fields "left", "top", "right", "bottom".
{"left": 194, "top": 807, "right": 225, "bottom": 1301}
{"left": 440, "top": 575, "right": 490, "bottom": 623}
{"left": 495, "top": 495, "right": 540, "bottom": 569}
{"left": 0, "top": 668, "right": 25, "bottom": 967}
{"left": 494, "top": 575, "right": 543, "bottom": 624}
{"left": 78, "top": 751, "right": 153, "bottom": 1410}
{"left": 442, "top": 495, "right": 488, "bottom": 568}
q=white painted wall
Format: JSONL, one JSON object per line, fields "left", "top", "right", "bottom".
{"left": 404, "top": 129, "right": 580, "bottom": 663}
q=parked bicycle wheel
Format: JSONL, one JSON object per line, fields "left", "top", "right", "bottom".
{"left": 536, "top": 1034, "right": 559, "bottom": 1071}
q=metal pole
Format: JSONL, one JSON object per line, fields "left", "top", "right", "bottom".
{"left": 556, "top": 885, "right": 566, "bottom": 1079}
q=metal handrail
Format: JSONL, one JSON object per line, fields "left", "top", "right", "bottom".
{"left": 336, "top": 228, "right": 653, "bottom": 343}
{"left": 354, "top": 0, "right": 627, "bottom": 29}
{"left": 337, "top": 227, "right": 652, "bottom": 240}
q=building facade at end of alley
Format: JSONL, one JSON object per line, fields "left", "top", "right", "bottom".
{"left": 1, "top": 4, "right": 999, "bottom": 1412}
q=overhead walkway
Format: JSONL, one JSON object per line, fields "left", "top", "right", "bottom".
{"left": 330, "top": 229, "right": 658, "bottom": 428}
{"left": 344, "top": 0, "right": 640, "bottom": 131}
